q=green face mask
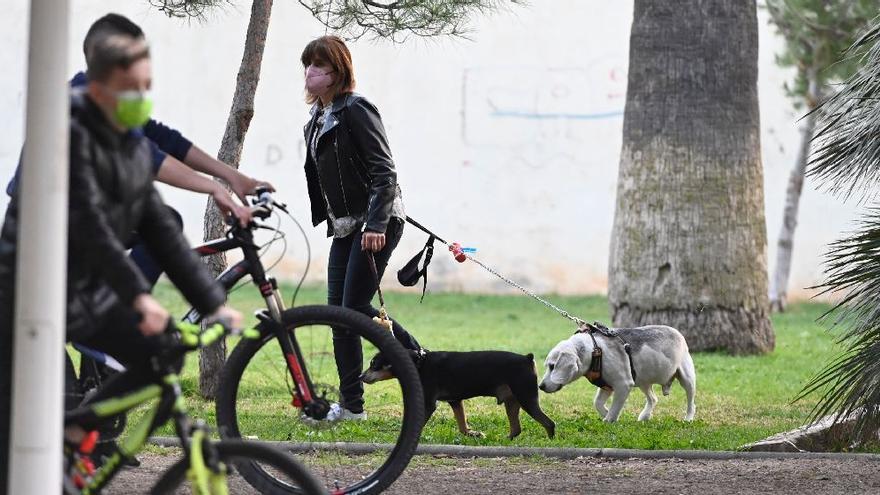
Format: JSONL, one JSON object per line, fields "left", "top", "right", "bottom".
{"left": 113, "top": 90, "right": 153, "bottom": 129}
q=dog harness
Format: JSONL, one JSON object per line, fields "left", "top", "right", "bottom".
{"left": 576, "top": 322, "right": 637, "bottom": 392}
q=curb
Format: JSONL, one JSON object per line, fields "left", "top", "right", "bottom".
{"left": 148, "top": 437, "right": 880, "bottom": 462}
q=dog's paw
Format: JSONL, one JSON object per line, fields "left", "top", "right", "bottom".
{"left": 466, "top": 429, "right": 486, "bottom": 438}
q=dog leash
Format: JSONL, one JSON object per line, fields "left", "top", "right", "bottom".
{"left": 405, "top": 216, "right": 588, "bottom": 328}
{"left": 407, "top": 217, "right": 638, "bottom": 389}
{"left": 367, "top": 251, "right": 394, "bottom": 333}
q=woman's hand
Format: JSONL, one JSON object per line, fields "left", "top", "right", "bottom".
{"left": 361, "top": 231, "right": 386, "bottom": 252}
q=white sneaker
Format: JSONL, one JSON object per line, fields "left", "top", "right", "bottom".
{"left": 324, "top": 403, "right": 367, "bottom": 422}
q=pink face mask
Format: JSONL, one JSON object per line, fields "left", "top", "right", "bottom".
{"left": 305, "top": 65, "right": 335, "bottom": 95}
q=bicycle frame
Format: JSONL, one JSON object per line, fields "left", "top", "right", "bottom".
{"left": 183, "top": 226, "right": 283, "bottom": 323}
{"left": 187, "top": 222, "right": 325, "bottom": 417}
{"left": 64, "top": 364, "right": 212, "bottom": 493}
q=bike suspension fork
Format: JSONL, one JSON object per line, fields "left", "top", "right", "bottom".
{"left": 258, "top": 277, "right": 285, "bottom": 322}
{"left": 255, "top": 310, "right": 317, "bottom": 408}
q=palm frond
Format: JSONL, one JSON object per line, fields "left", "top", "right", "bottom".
{"left": 809, "top": 17, "right": 880, "bottom": 201}
{"left": 798, "top": 208, "right": 880, "bottom": 440}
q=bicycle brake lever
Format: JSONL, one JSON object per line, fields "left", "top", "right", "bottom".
{"left": 254, "top": 309, "right": 275, "bottom": 325}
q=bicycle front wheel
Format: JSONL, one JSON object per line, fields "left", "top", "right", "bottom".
{"left": 151, "top": 439, "right": 327, "bottom": 495}
{"left": 216, "top": 305, "right": 425, "bottom": 495}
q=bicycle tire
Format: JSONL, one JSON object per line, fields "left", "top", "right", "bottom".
{"left": 151, "top": 439, "right": 327, "bottom": 495}
{"left": 216, "top": 305, "right": 425, "bottom": 495}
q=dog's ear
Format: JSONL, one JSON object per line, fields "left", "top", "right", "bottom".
{"left": 526, "top": 353, "right": 534, "bottom": 361}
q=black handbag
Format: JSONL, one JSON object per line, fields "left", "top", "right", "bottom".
{"left": 397, "top": 235, "right": 435, "bottom": 302}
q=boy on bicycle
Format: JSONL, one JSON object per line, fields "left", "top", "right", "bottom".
{"left": 6, "top": 13, "right": 273, "bottom": 284}
{"left": 0, "top": 21, "right": 241, "bottom": 488}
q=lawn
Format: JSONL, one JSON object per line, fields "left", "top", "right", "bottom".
{"left": 149, "top": 282, "right": 847, "bottom": 452}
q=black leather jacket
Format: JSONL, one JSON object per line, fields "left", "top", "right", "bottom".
{"left": 0, "top": 93, "right": 225, "bottom": 339}
{"left": 303, "top": 93, "right": 398, "bottom": 235}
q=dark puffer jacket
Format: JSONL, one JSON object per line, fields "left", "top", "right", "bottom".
{"left": 0, "top": 92, "right": 225, "bottom": 340}
{"left": 303, "top": 93, "right": 398, "bottom": 235}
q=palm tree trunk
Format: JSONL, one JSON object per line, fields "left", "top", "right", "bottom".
{"left": 199, "top": 0, "right": 274, "bottom": 399}
{"left": 608, "top": 0, "right": 774, "bottom": 354}
{"left": 769, "top": 70, "right": 819, "bottom": 313}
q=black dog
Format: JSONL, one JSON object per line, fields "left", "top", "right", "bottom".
{"left": 362, "top": 349, "right": 555, "bottom": 439}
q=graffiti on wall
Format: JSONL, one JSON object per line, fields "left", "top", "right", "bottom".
{"left": 461, "top": 56, "right": 627, "bottom": 170}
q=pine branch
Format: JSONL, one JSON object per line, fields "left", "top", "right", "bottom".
{"left": 149, "top": 0, "right": 231, "bottom": 19}
{"left": 297, "top": 0, "right": 524, "bottom": 41}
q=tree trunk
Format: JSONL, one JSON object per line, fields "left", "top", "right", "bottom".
{"left": 608, "top": 0, "right": 774, "bottom": 355}
{"left": 199, "top": 0, "right": 274, "bottom": 399}
{"left": 769, "top": 70, "right": 819, "bottom": 313}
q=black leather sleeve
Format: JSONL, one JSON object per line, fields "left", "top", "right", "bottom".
{"left": 136, "top": 188, "right": 227, "bottom": 315}
{"left": 347, "top": 98, "right": 397, "bottom": 233}
{"left": 67, "top": 125, "right": 152, "bottom": 305}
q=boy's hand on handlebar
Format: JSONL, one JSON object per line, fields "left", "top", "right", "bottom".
{"left": 133, "top": 294, "right": 170, "bottom": 337}
{"left": 207, "top": 306, "right": 244, "bottom": 331}
{"left": 229, "top": 172, "right": 275, "bottom": 203}
{"left": 211, "top": 188, "right": 251, "bottom": 227}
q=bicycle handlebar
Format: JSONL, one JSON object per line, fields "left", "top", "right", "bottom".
{"left": 224, "top": 188, "right": 289, "bottom": 226}
{"left": 250, "top": 187, "right": 288, "bottom": 220}
{"left": 158, "top": 319, "right": 260, "bottom": 351}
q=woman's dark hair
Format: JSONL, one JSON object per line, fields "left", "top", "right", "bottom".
{"left": 300, "top": 35, "right": 356, "bottom": 104}
{"left": 83, "top": 13, "right": 144, "bottom": 57}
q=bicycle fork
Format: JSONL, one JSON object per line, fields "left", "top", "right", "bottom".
{"left": 255, "top": 309, "right": 331, "bottom": 420}
{"left": 187, "top": 429, "right": 229, "bottom": 495}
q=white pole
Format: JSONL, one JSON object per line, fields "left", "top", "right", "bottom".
{"left": 8, "top": 0, "right": 70, "bottom": 492}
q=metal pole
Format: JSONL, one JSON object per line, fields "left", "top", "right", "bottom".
{"left": 8, "top": 0, "right": 70, "bottom": 492}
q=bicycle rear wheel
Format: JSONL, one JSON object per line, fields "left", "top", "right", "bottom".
{"left": 216, "top": 305, "right": 424, "bottom": 495}
{"left": 151, "top": 439, "right": 326, "bottom": 495}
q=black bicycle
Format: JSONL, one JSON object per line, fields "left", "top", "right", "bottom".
{"left": 190, "top": 190, "right": 425, "bottom": 494}
{"left": 63, "top": 320, "right": 327, "bottom": 495}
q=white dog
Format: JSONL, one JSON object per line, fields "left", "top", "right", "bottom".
{"left": 539, "top": 325, "right": 696, "bottom": 422}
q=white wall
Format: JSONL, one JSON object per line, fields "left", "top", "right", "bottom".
{"left": 0, "top": 1, "right": 860, "bottom": 299}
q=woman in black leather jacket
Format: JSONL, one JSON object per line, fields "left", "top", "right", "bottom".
{"left": 301, "top": 36, "right": 420, "bottom": 421}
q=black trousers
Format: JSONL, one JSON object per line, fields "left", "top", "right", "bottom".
{"left": 73, "top": 303, "right": 172, "bottom": 413}
{"left": 328, "top": 218, "right": 421, "bottom": 413}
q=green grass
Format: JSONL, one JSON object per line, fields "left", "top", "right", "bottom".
{"left": 144, "top": 283, "right": 851, "bottom": 452}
